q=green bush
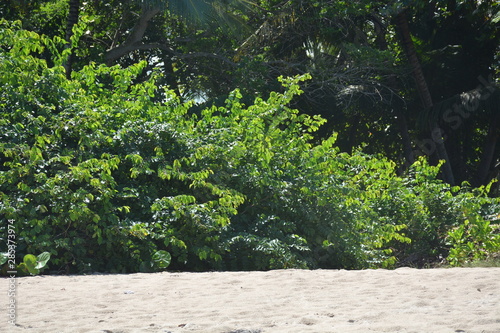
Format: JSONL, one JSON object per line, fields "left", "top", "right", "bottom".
{"left": 445, "top": 183, "right": 500, "bottom": 266}
{"left": 1, "top": 21, "right": 499, "bottom": 273}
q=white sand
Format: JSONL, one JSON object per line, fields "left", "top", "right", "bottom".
{"left": 1, "top": 267, "right": 499, "bottom": 333}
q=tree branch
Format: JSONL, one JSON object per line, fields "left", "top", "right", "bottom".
{"left": 105, "top": 6, "right": 161, "bottom": 63}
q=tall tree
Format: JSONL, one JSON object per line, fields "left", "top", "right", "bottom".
{"left": 394, "top": 9, "right": 455, "bottom": 185}
{"left": 64, "top": 0, "right": 80, "bottom": 78}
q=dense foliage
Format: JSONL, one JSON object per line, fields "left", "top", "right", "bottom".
{"left": 1, "top": 0, "right": 499, "bottom": 184}
{"left": 1, "top": 21, "right": 499, "bottom": 274}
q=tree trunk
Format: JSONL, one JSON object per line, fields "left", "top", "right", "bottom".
{"left": 371, "top": 14, "right": 415, "bottom": 167}
{"left": 164, "top": 55, "right": 182, "bottom": 98}
{"left": 473, "top": 113, "right": 499, "bottom": 186}
{"left": 347, "top": 114, "right": 361, "bottom": 154}
{"left": 396, "top": 109, "right": 415, "bottom": 166}
{"left": 395, "top": 10, "right": 455, "bottom": 185}
{"left": 64, "top": 0, "right": 80, "bottom": 79}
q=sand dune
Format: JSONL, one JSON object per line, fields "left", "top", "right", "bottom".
{"left": 1, "top": 267, "right": 499, "bottom": 333}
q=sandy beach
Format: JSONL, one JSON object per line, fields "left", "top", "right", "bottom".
{"left": 1, "top": 267, "right": 499, "bottom": 333}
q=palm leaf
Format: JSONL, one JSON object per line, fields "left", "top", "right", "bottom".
{"left": 139, "top": 0, "right": 253, "bottom": 29}
{"left": 166, "top": 0, "right": 214, "bottom": 24}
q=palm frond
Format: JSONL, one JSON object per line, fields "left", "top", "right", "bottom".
{"left": 417, "top": 85, "right": 500, "bottom": 130}
{"left": 166, "top": 0, "right": 214, "bottom": 24}
{"left": 138, "top": 0, "right": 254, "bottom": 30}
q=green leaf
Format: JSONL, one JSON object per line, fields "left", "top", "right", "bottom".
{"left": 23, "top": 254, "right": 40, "bottom": 275}
{"left": 152, "top": 250, "right": 171, "bottom": 269}
{"left": 492, "top": 11, "right": 500, "bottom": 24}
{"left": 0, "top": 253, "right": 8, "bottom": 266}
{"left": 36, "top": 252, "right": 51, "bottom": 269}
{"left": 164, "top": 238, "right": 171, "bottom": 247}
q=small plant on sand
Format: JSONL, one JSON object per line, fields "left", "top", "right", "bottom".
{"left": 0, "top": 252, "right": 51, "bottom": 276}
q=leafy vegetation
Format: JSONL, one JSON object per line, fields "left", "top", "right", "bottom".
{"left": 0, "top": 252, "right": 51, "bottom": 276}
{"left": 1, "top": 20, "right": 498, "bottom": 274}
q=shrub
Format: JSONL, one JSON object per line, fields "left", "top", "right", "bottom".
{"left": 1, "top": 21, "right": 499, "bottom": 273}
